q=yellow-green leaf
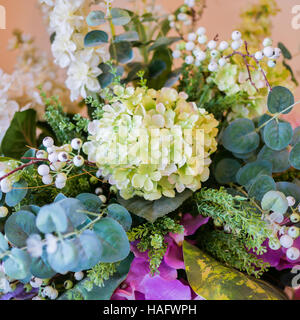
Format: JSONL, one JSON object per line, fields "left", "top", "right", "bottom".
{"left": 183, "top": 241, "right": 287, "bottom": 300}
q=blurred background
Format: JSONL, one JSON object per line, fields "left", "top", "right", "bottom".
{"left": 0, "top": 0, "right": 299, "bottom": 122}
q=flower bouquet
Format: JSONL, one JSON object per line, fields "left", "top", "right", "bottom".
{"left": 0, "top": 0, "right": 299, "bottom": 301}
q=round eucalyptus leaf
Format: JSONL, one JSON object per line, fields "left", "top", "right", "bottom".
{"left": 114, "top": 31, "right": 139, "bottom": 43}
{"left": 236, "top": 160, "right": 273, "bottom": 189}
{"left": 86, "top": 10, "right": 106, "bottom": 26}
{"left": 93, "top": 217, "right": 130, "bottom": 263}
{"left": 71, "top": 230, "right": 103, "bottom": 272}
{"left": 148, "top": 37, "right": 181, "bottom": 51}
{"left": 261, "top": 190, "right": 288, "bottom": 214}
{"left": 111, "top": 8, "right": 131, "bottom": 26}
{"left": 248, "top": 175, "right": 276, "bottom": 202}
{"left": 263, "top": 120, "right": 293, "bottom": 151}
{"left": 149, "top": 60, "right": 166, "bottom": 78}
{"left": 291, "top": 126, "right": 300, "bottom": 146}
{"left": 107, "top": 204, "right": 132, "bottom": 231}
{"left": 267, "top": 86, "right": 294, "bottom": 114}
{"left": 54, "top": 193, "right": 67, "bottom": 202}
{"left": 232, "top": 151, "right": 257, "bottom": 161}
{"left": 0, "top": 232, "right": 8, "bottom": 254}
{"left": 30, "top": 250, "right": 56, "bottom": 279}
{"left": 84, "top": 30, "right": 109, "bottom": 47}
{"left": 289, "top": 142, "right": 300, "bottom": 170}
{"left": 257, "top": 146, "right": 290, "bottom": 173}
{"left": 5, "top": 210, "right": 39, "bottom": 247}
{"left": 5, "top": 180, "right": 28, "bottom": 207}
{"left": 20, "top": 205, "right": 40, "bottom": 215}
{"left": 4, "top": 248, "right": 31, "bottom": 280}
{"left": 48, "top": 240, "right": 79, "bottom": 274}
{"left": 222, "top": 119, "right": 260, "bottom": 154}
{"left": 36, "top": 203, "right": 68, "bottom": 234}
{"left": 110, "top": 42, "right": 133, "bottom": 64}
{"left": 276, "top": 182, "right": 300, "bottom": 203}
{"left": 214, "top": 158, "right": 241, "bottom": 184}
{"left": 76, "top": 193, "right": 102, "bottom": 213}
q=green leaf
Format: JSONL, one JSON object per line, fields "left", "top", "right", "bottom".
{"left": 71, "top": 230, "right": 103, "bottom": 272}
{"left": 5, "top": 180, "right": 28, "bottom": 207}
{"left": 48, "top": 240, "right": 79, "bottom": 274}
{"left": 257, "top": 146, "right": 290, "bottom": 173}
{"left": 183, "top": 241, "right": 287, "bottom": 300}
{"left": 111, "top": 8, "right": 131, "bottom": 26}
{"left": 30, "top": 250, "right": 56, "bottom": 279}
{"left": 282, "top": 60, "right": 299, "bottom": 86}
{"left": 93, "top": 217, "right": 130, "bottom": 263}
{"left": 4, "top": 248, "right": 31, "bottom": 280}
{"left": 86, "top": 10, "right": 106, "bottom": 26}
{"left": 76, "top": 193, "right": 102, "bottom": 213}
{"left": 84, "top": 30, "right": 109, "bottom": 47}
{"left": 291, "top": 127, "right": 300, "bottom": 146}
{"left": 59, "top": 253, "right": 134, "bottom": 300}
{"left": 164, "top": 69, "right": 182, "bottom": 87}
{"left": 1, "top": 110, "right": 37, "bottom": 158}
{"left": 264, "top": 120, "right": 293, "bottom": 151}
{"left": 267, "top": 86, "right": 294, "bottom": 114}
{"left": 222, "top": 119, "right": 260, "bottom": 154}
{"left": 5, "top": 210, "right": 39, "bottom": 247}
{"left": 148, "top": 60, "right": 166, "bottom": 78}
{"left": 109, "top": 42, "right": 133, "bottom": 64}
{"left": 276, "top": 182, "right": 300, "bottom": 203}
{"left": 148, "top": 37, "right": 181, "bottom": 51}
{"left": 21, "top": 149, "right": 36, "bottom": 164}
{"left": 54, "top": 193, "right": 67, "bottom": 202}
{"left": 214, "top": 158, "right": 241, "bottom": 184}
{"left": 261, "top": 190, "right": 288, "bottom": 214}
{"left": 114, "top": 31, "right": 139, "bottom": 42}
{"left": 36, "top": 202, "right": 68, "bottom": 234}
{"left": 97, "top": 63, "right": 124, "bottom": 88}
{"left": 107, "top": 204, "right": 132, "bottom": 231}
{"left": 117, "top": 190, "right": 192, "bottom": 223}
{"left": 278, "top": 42, "right": 292, "bottom": 60}
{"left": 290, "top": 142, "right": 300, "bottom": 170}
{"left": 236, "top": 160, "right": 273, "bottom": 189}
{"left": 248, "top": 175, "right": 276, "bottom": 202}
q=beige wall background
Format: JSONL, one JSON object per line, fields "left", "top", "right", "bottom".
{"left": 0, "top": 0, "right": 299, "bottom": 123}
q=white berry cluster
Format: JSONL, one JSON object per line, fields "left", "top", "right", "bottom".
{"left": 172, "top": 28, "right": 281, "bottom": 72}
{"left": 266, "top": 196, "right": 300, "bottom": 262}
{"left": 37, "top": 136, "right": 85, "bottom": 189}
{"left": 168, "top": 0, "right": 196, "bottom": 29}
{"left": 0, "top": 160, "right": 22, "bottom": 194}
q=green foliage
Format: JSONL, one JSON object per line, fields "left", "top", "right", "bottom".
{"left": 86, "top": 262, "right": 119, "bottom": 288}
{"left": 127, "top": 216, "right": 184, "bottom": 274}
{"left": 86, "top": 10, "right": 106, "bottom": 26}
{"left": 261, "top": 190, "right": 288, "bottom": 214}
{"left": 84, "top": 30, "right": 109, "bottom": 47}
{"left": 5, "top": 180, "right": 28, "bottom": 207}
{"left": 107, "top": 204, "right": 132, "bottom": 232}
{"left": 263, "top": 120, "right": 293, "bottom": 151}
{"left": 198, "top": 228, "right": 270, "bottom": 277}
{"left": 110, "top": 8, "right": 131, "bottom": 26}
{"left": 194, "top": 188, "right": 272, "bottom": 254}
{"left": 1, "top": 110, "right": 37, "bottom": 158}
{"left": 267, "top": 86, "right": 294, "bottom": 114}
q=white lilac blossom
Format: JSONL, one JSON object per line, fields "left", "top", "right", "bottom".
{"left": 40, "top": 0, "right": 109, "bottom": 101}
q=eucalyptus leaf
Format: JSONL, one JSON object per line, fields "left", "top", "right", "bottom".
{"left": 264, "top": 120, "right": 293, "bottom": 151}
{"left": 5, "top": 210, "right": 39, "bottom": 247}
{"left": 111, "top": 8, "right": 131, "bottom": 26}
{"left": 110, "top": 42, "right": 133, "bottom": 64}
{"left": 86, "top": 10, "right": 106, "bottom": 26}
{"left": 148, "top": 37, "right": 181, "bottom": 51}
{"left": 267, "top": 86, "right": 294, "bottom": 114}
{"left": 278, "top": 42, "right": 292, "bottom": 60}
{"left": 291, "top": 126, "right": 300, "bottom": 146}
{"left": 276, "top": 182, "right": 300, "bottom": 203}
{"left": 248, "top": 175, "right": 276, "bottom": 202}
{"left": 84, "top": 30, "right": 109, "bottom": 47}
{"left": 164, "top": 69, "right": 182, "bottom": 87}
{"left": 30, "top": 250, "right": 56, "bottom": 279}
{"left": 261, "top": 190, "right": 288, "bottom": 214}
{"left": 0, "top": 232, "right": 8, "bottom": 253}
{"left": 107, "top": 204, "right": 132, "bottom": 231}
{"left": 290, "top": 142, "right": 300, "bottom": 170}
{"left": 236, "top": 160, "right": 273, "bottom": 189}
{"left": 4, "top": 248, "right": 31, "bottom": 280}
{"left": 214, "top": 158, "right": 241, "bottom": 184}
{"left": 117, "top": 190, "right": 192, "bottom": 223}
{"left": 76, "top": 193, "right": 102, "bottom": 213}
{"left": 149, "top": 60, "right": 166, "bottom": 78}
{"left": 222, "top": 119, "right": 260, "bottom": 154}
{"left": 93, "top": 217, "right": 130, "bottom": 263}
{"left": 114, "top": 31, "right": 139, "bottom": 42}
{"left": 5, "top": 180, "right": 28, "bottom": 207}
{"left": 257, "top": 146, "right": 290, "bottom": 173}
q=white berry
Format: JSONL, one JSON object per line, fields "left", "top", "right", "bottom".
{"left": 218, "top": 58, "right": 227, "bottom": 67}
{"left": 263, "top": 38, "right": 272, "bottom": 47}
{"left": 71, "top": 138, "right": 83, "bottom": 150}
{"left": 99, "top": 195, "right": 107, "bottom": 203}
{"left": 280, "top": 235, "right": 294, "bottom": 248}
{"left": 172, "top": 50, "right": 181, "bottom": 59}
{"left": 197, "top": 35, "right": 207, "bottom": 44}
{"left": 58, "top": 152, "right": 69, "bottom": 163}
{"left": 48, "top": 152, "right": 58, "bottom": 163}
{"left": 74, "top": 271, "right": 84, "bottom": 281}
{"left": 95, "top": 187, "right": 103, "bottom": 195}
{"left": 63, "top": 144, "right": 72, "bottom": 153}
{"left": 218, "top": 41, "right": 229, "bottom": 51}
{"left": 286, "top": 247, "right": 300, "bottom": 261}
{"left": 267, "top": 60, "right": 276, "bottom": 68}
{"left": 263, "top": 46, "right": 274, "bottom": 58}
{"left": 288, "top": 226, "right": 300, "bottom": 239}
{"left": 196, "top": 27, "right": 206, "bottom": 35}
{"left": 207, "top": 40, "right": 217, "bottom": 50}
{"left": 0, "top": 179, "right": 12, "bottom": 193}
{"left": 43, "top": 137, "right": 54, "bottom": 148}
{"left": 208, "top": 61, "right": 218, "bottom": 72}
{"left": 269, "top": 212, "right": 284, "bottom": 224}
{"left": 185, "top": 41, "right": 195, "bottom": 51}
{"left": 194, "top": 50, "right": 206, "bottom": 61}
{"left": 231, "top": 30, "right": 242, "bottom": 41}
{"left": 42, "top": 175, "right": 53, "bottom": 185}
{"left": 291, "top": 213, "right": 300, "bottom": 223}
{"left": 56, "top": 173, "right": 67, "bottom": 183}
{"left": 55, "top": 180, "right": 66, "bottom": 189}
{"left": 187, "top": 33, "right": 197, "bottom": 41}
{"left": 210, "top": 50, "right": 219, "bottom": 58}
{"left": 36, "top": 150, "right": 48, "bottom": 159}
{"left": 231, "top": 40, "right": 242, "bottom": 50}
{"left": 254, "top": 51, "right": 264, "bottom": 61}
{"left": 287, "top": 196, "right": 296, "bottom": 207}
{"left": 185, "top": 55, "right": 194, "bottom": 65}
{"left": 38, "top": 165, "right": 50, "bottom": 176}
{"left": 268, "top": 239, "right": 281, "bottom": 250}
{"left": 0, "top": 207, "right": 8, "bottom": 218}
{"left": 73, "top": 156, "right": 84, "bottom": 167}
